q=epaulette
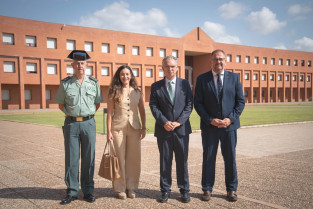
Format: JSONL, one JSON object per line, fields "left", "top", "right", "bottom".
{"left": 89, "top": 76, "right": 98, "bottom": 83}
{"left": 61, "top": 76, "right": 71, "bottom": 82}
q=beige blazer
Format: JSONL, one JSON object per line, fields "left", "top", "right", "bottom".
{"left": 112, "top": 88, "right": 142, "bottom": 130}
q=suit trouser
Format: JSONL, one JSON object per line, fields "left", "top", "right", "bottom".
{"left": 112, "top": 122, "right": 141, "bottom": 192}
{"left": 201, "top": 128, "right": 238, "bottom": 192}
{"left": 63, "top": 117, "right": 96, "bottom": 196}
{"left": 157, "top": 133, "right": 190, "bottom": 194}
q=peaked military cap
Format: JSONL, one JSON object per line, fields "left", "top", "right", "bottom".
{"left": 67, "top": 50, "right": 91, "bottom": 61}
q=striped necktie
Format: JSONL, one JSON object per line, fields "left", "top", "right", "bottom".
{"left": 168, "top": 81, "right": 174, "bottom": 103}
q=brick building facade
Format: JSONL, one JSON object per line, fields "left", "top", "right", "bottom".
{"left": 0, "top": 16, "right": 312, "bottom": 110}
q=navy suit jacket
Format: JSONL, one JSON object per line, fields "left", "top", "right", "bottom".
{"left": 194, "top": 70, "right": 245, "bottom": 132}
{"left": 149, "top": 77, "right": 193, "bottom": 138}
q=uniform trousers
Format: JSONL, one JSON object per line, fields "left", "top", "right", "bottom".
{"left": 112, "top": 122, "right": 141, "bottom": 192}
{"left": 63, "top": 117, "right": 96, "bottom": 196}
{"left": 201, "top": 128, "right": 238, "bottom": 193}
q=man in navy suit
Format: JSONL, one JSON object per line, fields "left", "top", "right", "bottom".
{"left": 194, "top": 49, "right": 245, "bottom": 202}
{"left": 150, "top": 55, "right": 193, "bottom": 203}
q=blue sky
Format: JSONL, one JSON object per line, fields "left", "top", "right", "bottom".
{"left": 1, "top": 0, "right": 313, "bottom": 52}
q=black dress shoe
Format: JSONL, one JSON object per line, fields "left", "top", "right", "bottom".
{"left": 227, "top": 191, "right": 238, "bottom": 202}
{"left": 83, "top": 194, "right": 95, "bottom": 203}
{"left": 60, "top": 195, "right": 77, "bottom": 205}
{"left": 158, "top": 192, "right": 170, "bottom": 203}
{"left": 181, "top": 192, "right": 190, "bottom": 203}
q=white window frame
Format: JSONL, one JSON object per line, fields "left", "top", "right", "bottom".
{"left": 26, "top": 63, "right": 37, "bottom": 73}
{"left": 47, "top": 38, "right": 57, "bottom": 49}
{"left": 244, "top": 73, "right": 249, "bottom": 80}
{"left": 279, "top": 59, "right": 283, "bottom": 66}
{"left": 84, "top": 42, "right": 93, "bottom": 52}
{"left": 172, "top": 50, "right": 178, "bottom": 58}
{"left": 1, "top": 89, "right": 10, "bottom": 101}
{"left": 253, "top": 74, "right": 257, "bottom": 80}
{"left": 160, "top": 48, "right": 166, "bottom": 57}
{"left": 85, "top": 66, "right": 93, "bottom": 76}
{"left": 236, "top": 55, "right": 241, "bottom": 63}
{"left": 271, "top": 58, "right": 275, "bottom": 65}
{"left": 262, "top": 74, "right": 266, "bottom": 81}
{"left": 66, "top": 40, "right": 75, "bottom": 50}
{"left": 263, "top": 57, "right": 267, "bottom": 64}
{"left": 286, "top": 59, "right": 290, "bottom": 66}
{"left": 293, "top": 75, "right": 296, "bottom": 81}
{"left": 117, "top": 45, "right": 125, "bottom": 54}
{"left": 132, "top": 46, "right": 139, "bottom": 55}
{"left": 146, "top": 47, "right": 153, "bottom": 56}
{"left": 278, "top": 75, "right": 281, "bottom": 81}
{"left": 67, "top": 65, "right": 74, "bottom": 75}
{"left": 47, "top": 64, "right": 57, "bottom": 75}
{"left": 3, "top": 61, "right": 15, "bottom": 73}
{"left": 101, "top": 66, "right": 109, "bottom": 76}
{"left": 25, "top": 35, "right": 36, "bottom": 47}
{"left": 102, "top": 43, "right": 109, "bottom": 53}
{"left": 146, "top": 69, "right": 153, "bottom": 77}
{"left": 159, "top": 69, "right": 164, "bottom": 78}
{"left": 132, "top": 68, "right": 139, "bottom": 77}
{"left": 254, "top": 57, "right": 259, "bottom": 64}
{"left": 227, "top": 54, "right": 232, "bottom": 62}
{"left": 245, "top": 56, "right": 250, "bottom": 64}
{"left": 285, "top": 75, "right": 289, "bottom": 81}
{"left": 307, "top": 76, "right": 310, "bottom": 82}
{"left": 270, "top": 74, "right": 274, "bottom": 80}
{"left": 2, "top": 33, "right": 14, "bottom": 45}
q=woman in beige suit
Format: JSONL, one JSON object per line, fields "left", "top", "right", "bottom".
{"left": 107, "top": 65, "right": 146, "bottom": 200}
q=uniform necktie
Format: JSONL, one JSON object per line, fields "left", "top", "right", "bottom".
{"left": 168, "top": 81, "right": 174, "bottom": 103}
{"left": 217, "top": 74, "right": 223, "bottom": 98}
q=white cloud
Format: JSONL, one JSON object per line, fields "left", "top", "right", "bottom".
{"left": 218, "top": 1, "right": 248, "bottom": 19}
{"left": 288, "top": 4, "right": 312, "bottom": 15}
{"left": 292, "top": 37, "right": 313, "bottom": 52}
{"left": 247, "top": 7, "right": 286, "bottom": 35}
{"left": 163, "top": 28, "right": 181, "bottom": 38}
{"left": 74, "top": 1, "right": 167, "bottom": 35}
{"left": 202, "top": 21, "right": 241, "bottom": 44}
{"left": 273, "top": 43, "right": 287, "bottom": 50}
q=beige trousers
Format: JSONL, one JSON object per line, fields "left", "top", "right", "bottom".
{"left": 112, "top": 122, "right": 141, "bottom": 192}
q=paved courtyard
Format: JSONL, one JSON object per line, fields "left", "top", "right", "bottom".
{"left": 0, "top": 120, "right": 313, "bottom": 208}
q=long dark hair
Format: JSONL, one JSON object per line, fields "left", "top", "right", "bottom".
{"left": 108, "top": 65, "right": 140, "bottom": 104}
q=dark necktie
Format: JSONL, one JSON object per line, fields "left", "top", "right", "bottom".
{"left": 217, "top": 74, "right": 223, "bottom": 98}
{"left": 168, "top": 81, "right": 174, "bottom": 103}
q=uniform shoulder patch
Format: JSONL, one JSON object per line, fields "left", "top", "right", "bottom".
{"left": 61, "top": 76, "right": 72, "bottom": 82}
{"left": 89, "top": 76, "right": 98, "bottom": 83}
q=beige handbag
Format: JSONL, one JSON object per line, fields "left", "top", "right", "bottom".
{"left": 98, "top": 140, "right": 120, "bottom": 181}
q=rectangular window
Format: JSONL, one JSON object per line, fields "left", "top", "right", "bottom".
{"left": 293, "top": 75, "right": 296, "bottom": 81}
{"left": 102, "top": 43, "right": 110, "bottom": 53}
{"left": 2, "top": 33, "right": 14, "bottom": 45}
{"left": 244, "top": 90, "right": 248, "bottom": 97}
{"left": 279, "top": 58, "right": 283, "bottom": 66}
{"left": 132, "top": 46, "right": 139, "bottom": 55}
{"left": 227, "top": 54, "right": 232, "bottom": 62}
{"left": 253, "top": 91, "right": 256, "bottom": 97}
{"left": 245, "top": 56, "right": 250, "bottom": 63}
{"left": 67, "top": 65, "right": 74, "bottom": 75}
{"left": 1, "top": 89, "right": 10, "bottom": 100}
{"left": 47, "top": 38, "right": 57, "bottom": 49}
{"left": 263, "top": 57, "right": 267, "bottom": 64}
{"left": 3, "top": 61, "right": 15, "bottom": 73}
{"left": 47, "top": 64, "right": 57, "bottom": 75}
{"left": 301, "top": 60, "right": 305, "bottom": 67}
{"left": 66, "top": 40, "right": 75, "bottom": 50}
{"left": 307, "top": 76, "right": 310, "bottom": 82}
{"left": 146, "top": 69, "right": 153, "bottom": 77}
{"left": 46, "top": 89, "right": 51, "bottom": 100}
{"left": 26, "top": 63, "right": 37, "bottom": 73}
{"left": 85, "top": 66, "right": 92, "bottom": 76}
{"left": 271, "top": 58, "right": 275, "bottom": 65}
{"left": 254, "top": 57, "right": 259, "bottom": 64}
{"left": 172, "top": 50, "right": 178, "bottom": 58}
{"left": 262, "top": 90, "right": 265, "bottom": 97}
{"left": 244, "top": 73, "right": 249, "bottom": 80}
{"left": 132, "top": 68, "right": 139, "bottom": 77}
{"left": 300, "top": 75, "right": 303, "bottom": 81}
{"left": 101, "top": 67, "right": 109, "bottom": 76}
{"left": 117, "top": 45, "right": 125, "bottom": 54}
{"left": 146, "top": 47, "right": 153, "bottom": 56}
{"left": 262, "top": 74, "right": 266, "bottom": 81}
{"left": 286, "top": 59, "right": 290, "bottom": 66}
{"left": 294, "top": 60, "right": 298, "bottom": 66}
{"left": 236, "top": 55, "right": 241, "bottom": 63}
{"left": 25, "top": 35, "right": 36, "bottom": 47}
{"left": 24, "top": 89, "right": 31, "bottom": 100}
{"left": 278, "top": 75, "right": 281, "bottom": 81}
{"left": 160, "top": 48, "right": 166, "bottom": 57}
{"left": 85, "top": 42, "right": 93, "bottom": 52}
{"left": 285, "top": 75, "right": 289, "bottom": 81}
{"left": 159, "top": 69, "right": 164, "bottom": 78}
{"left": 308, "top": 60, "right": 312, "bottom": 67}
{"left": 270, "top": 74, "right": 274, "bottom": 81}
{"left": 253, "top": 74, "right": 257, "bottom": 80}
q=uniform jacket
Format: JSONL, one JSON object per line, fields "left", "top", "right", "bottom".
{"left": 149, "top": 77, "right": 193, "bottom": 138}
{"left": 194, "top": 70, "right": 245, "bottom": 132}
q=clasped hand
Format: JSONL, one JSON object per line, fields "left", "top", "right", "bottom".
{"left": 211, "top": 118, "right": 232, "bottom": 128}
{"left": 164, "top": 121, "right": 181, "bottom": 131}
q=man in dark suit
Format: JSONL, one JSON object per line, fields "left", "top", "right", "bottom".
{"left": 149, "top": 55, "right": 193, "bottom": 203}
{"left": 194, "top": 49, "right": 245, "bottom": 202}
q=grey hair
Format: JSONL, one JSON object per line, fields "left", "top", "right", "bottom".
{"left": 162, "top": 55, "right": 178, "bottom": 65}
{"left": 211, "top": 49, "right": 226, "bottom": 57}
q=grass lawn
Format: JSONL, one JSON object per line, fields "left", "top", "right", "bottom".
{"left": 1, "top": 103, "right": 313, "bottom": 134}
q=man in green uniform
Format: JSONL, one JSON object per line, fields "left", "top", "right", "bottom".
{"left": 54, "top": 50, "right": 103, "bottom": 205}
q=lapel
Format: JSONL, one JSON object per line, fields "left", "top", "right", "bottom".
{"left": 173, "top": 77, "right": 181, "bottom": 106}
{"left": 207, "top": 71, "right": 218, "bottom": 99}
{"left": 160, "top": 78, "right": 173, "bottom": 105}
{"left": 222, "top": 70, "right": 230, "bottom": 97}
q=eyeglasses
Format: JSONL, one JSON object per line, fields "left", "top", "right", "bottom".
{"left": 212, "top": 58, "right": 225, "bottom": 62}
{"left": 164, "top": 65, "right": 177, "bottom": 69}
